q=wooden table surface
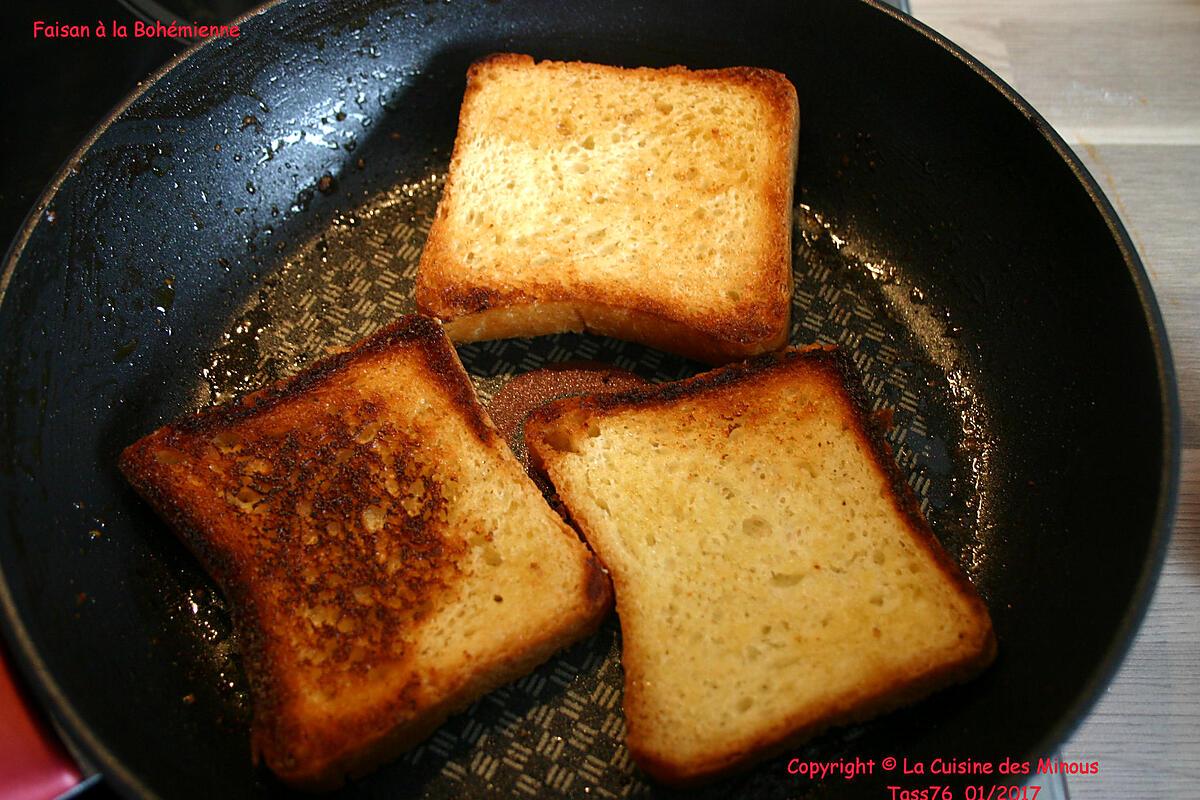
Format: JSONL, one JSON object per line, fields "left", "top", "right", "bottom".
{"left": 910, "top": 1, "right": 1199, "bottom": 797}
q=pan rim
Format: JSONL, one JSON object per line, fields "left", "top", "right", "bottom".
{"left": 0, "top": 1, "right": 293, "bottom": 795}
{"left": 0, "top": 0, "right": 1181, "bottom": 797}
{"left": 863, "top": 0, "right": 1181, "bottom": 764}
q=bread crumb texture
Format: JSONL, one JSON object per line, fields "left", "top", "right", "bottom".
{"left": 418, "top": 54, "right": 797, "bottom": 352}
{"left": 530, "top": 353, "right": 993, "bottom": 777}
{"left": 121, "top": 317, "right": 606, "bottom": 785}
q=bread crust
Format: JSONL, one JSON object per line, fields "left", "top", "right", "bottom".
{"left": 526, "top": 348, "right": 996, "bottom": 786}
{"left": 415, "top": 54, "right": 798, "bottom": 364}
{"left": 120, "top": 314, "right": 613, "bottom": 789}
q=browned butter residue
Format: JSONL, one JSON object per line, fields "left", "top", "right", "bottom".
{"left": 486, "top": 363, "right": 649, "bottom": 471}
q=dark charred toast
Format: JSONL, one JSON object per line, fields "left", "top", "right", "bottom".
{"left": 525, "top": 347, "right": 995, "bottom": 785}
{"left": 119, "top": 314, "right": 613, "bottom": 789}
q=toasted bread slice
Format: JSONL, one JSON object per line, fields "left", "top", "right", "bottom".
{"left": 119, "top": 315, "right": 612, "bottom": 789}
{"left": 525, "top": 348, "right": 996, "bottom": 785}
{"left": 415, "top": 53, "right": 798, "bottom": 364}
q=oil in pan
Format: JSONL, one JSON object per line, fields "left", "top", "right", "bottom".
{"left": 179, "top": 171, "right": 1000, "bottom": 798}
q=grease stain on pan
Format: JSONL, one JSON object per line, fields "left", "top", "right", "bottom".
{"left": 793, "top": 203, "right": 998, "bottom": 588}
{"left": 158, "top": 574, "right": 251, "bottom": 728}
{"left": 167, "top": 182, "right": 1003, "bottom": 795}
{"left": 194, "top": 183, "right": 998, "bottom": 595}
{"left": 197, "top": 168, "right": 447, "bottom": 406}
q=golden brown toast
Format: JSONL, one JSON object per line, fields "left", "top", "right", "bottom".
{"left": 119, "top": 314, "right": 613, "bottom": 789}
{"left": 415, "top": 53, "right": 798, "bottom": 364}
{"left": 525, "top": 348, "right": 996, "bottom": 785}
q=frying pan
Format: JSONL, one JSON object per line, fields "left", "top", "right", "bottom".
{"left": 0, "top": 0, "right": 1179, "bottom": 797}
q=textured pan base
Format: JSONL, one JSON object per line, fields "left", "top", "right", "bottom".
{"left": 163, "top": 170, "right": 996, "bottom": 797}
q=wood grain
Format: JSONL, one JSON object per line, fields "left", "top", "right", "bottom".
{"left": 1068, "top": 143, "right": 1200, "bottom": 445}
{"left": 912, "top": 2, "right": 1199, "bottom": 797}
{"left": 1062, "top": 450, "right": 1200, "bottom": 796}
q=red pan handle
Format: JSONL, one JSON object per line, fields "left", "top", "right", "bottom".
{"left": 0, "top": 645, "right": 82, "bottom": 800}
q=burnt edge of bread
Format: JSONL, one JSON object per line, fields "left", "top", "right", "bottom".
{"left": 526, "top": 346, "right": 826, "bottom": 423}
{"left": 526, "top": 346, "right": 997, "bottom": 786}
{"left": 148, "top": 314, "right": 493, "bottom": 445}
{"left": 115, "top": 314, "right": 507, "bottom": 786}
{"left": 528, "top": 345, "right": 994, "bottom": 617}
{"left": 116, "top": 314, "right": 492, "bottom": 638}
{"left": 415, "top": 54, "right": 797, "bottom": 362}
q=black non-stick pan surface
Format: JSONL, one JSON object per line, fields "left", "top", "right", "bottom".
{"left": 0, "top": 0, "right": 1179, "bottom": 797}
